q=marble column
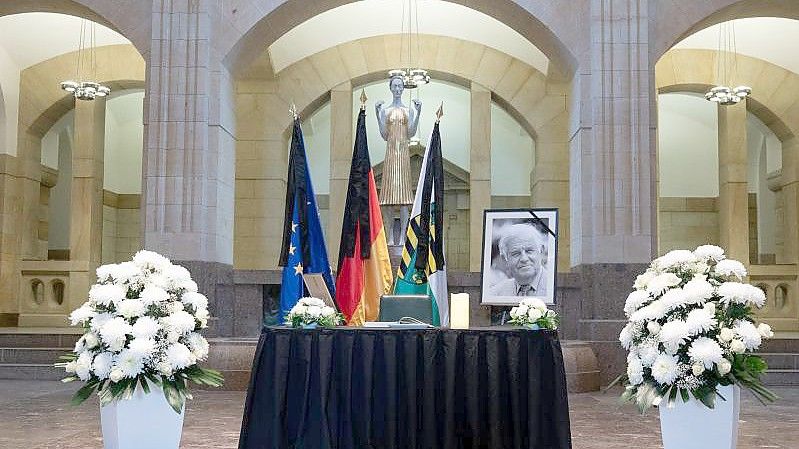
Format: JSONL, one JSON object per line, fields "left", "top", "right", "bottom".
{"left": 469, "top": 82, "right": 491, "bottom": 272}
{"left": 328, "top": 82, "right": 353, "bottom": 260}
{"left": 779, "top": 137, "right": 799, "bottom": 264}
{"left": 717, "top": 101, "right": 749, "bottom": 265}
{"left": 144, "top": 0, "right": 235, "bottom": 335}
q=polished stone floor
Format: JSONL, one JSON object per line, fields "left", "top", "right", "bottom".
{"left": 1, "top": 380, "right": 797, "bottom": 449}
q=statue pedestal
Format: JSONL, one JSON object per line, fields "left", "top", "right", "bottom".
{"left": 387, "top": 244, "right": 404, "bottom": 270}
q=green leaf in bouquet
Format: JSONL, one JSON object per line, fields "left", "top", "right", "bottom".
{"left": 161, "top": 377, "right": 185, "bottom": 414}
{"left": 680, "top": 388, "right": 690, "bottom": 403}
{"left": 139, "top": 375, "right": 151, "bottom": 395}
{"left": 71, "top": 380, "right": 99, "bottom": 406}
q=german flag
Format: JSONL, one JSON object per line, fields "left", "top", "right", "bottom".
{"left": 334, "top": 107, "right": 393, "bottom": 325}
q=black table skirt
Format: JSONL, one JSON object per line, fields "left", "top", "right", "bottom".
{"left": 238, "top": 327, "right": 572, "bottom": 449}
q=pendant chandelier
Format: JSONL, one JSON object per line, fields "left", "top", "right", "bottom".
{"left": 390, "top": 0, "right": 430, "bottom": 89}
{"left": 60, "top": 19, "right": 111, "bottom": 101}
{"left": 705, "top": 21, "right": 750, "bottom": 105}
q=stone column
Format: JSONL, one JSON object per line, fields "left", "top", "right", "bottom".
{"left": 69, "top": 99, "right": 105, "bottom": 265}
{"left": 328, "top": 82, "right": 353, "bottom": 260}
{"left": 469, "top": 82, "right": 491, "bottom": 272}
{"left": 0, "top": 154, "right": 21, "bottom": 325}
{"left": 532, "top": 111, "right": 570, "bottom": 272}
{"left": 569, "top": 0, "right": 657, "bottom": 384}
{"left": 717, "top": 101, "right": 749, "bottom": 264}
{"left": 144, "top": 0, "right": 235, "bottom": 335}
{"left": 67, "top": 98, "right": 106, "bottom": 316}
{"left": 779, "top": 138, "right": 799, "bottom": 263}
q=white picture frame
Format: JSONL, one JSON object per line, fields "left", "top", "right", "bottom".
{"left": 480, "top": 208, "right": 558, "bottom": 306}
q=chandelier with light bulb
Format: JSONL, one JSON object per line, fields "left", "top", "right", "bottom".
{"left": 390, "top": 0, "right": 430, "bottom": 88}
{"left": 60, "top": 19, "right": 111, "bottom": 101}
{"left": 705, "top": 21, "right": 750, "bottom": 105}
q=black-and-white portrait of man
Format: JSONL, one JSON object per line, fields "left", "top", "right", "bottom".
{"left": 481, "top": 209, "right": 558, "bottom": 305}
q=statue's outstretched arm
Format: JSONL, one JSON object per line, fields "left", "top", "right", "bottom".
{"left": 409, "top": 99, "right": 422, "bottom": 137}
{"left": 375, "top": 101, "right": 388, "bottom": 141}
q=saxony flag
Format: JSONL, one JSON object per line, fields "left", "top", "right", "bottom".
{"left": 334, "top": 108, "right": 393, "bottom": 325}
{"left": 393, "top": 119, "right": 448, "bottom": 326}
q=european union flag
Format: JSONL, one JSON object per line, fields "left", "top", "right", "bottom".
{"left": 278, "top": 117, "right": 335, "bottom": 321}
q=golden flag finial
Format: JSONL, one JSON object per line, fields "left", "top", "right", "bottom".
{"left": 289, "top": 102, "right": 299, "bottom": 120}
{"left": 360, "top": 89, "right": 368, "bottom": 110}
{"left": 435, "top": 102, "right": 444, "bottom": 123}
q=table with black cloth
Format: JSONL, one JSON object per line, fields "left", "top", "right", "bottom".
{"left": 238, "top": 327, "right": 572, "bottom": 449}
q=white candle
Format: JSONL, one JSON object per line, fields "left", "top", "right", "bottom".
{"left": 450, "top": 293, "right": 470, "bottom": 329}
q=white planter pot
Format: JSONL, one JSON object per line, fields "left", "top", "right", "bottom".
{"left": 100, "top": 385, "right": 185, "bottom": 449}
{"left": 659, "top": 384, "right": 740, "bottom": 449}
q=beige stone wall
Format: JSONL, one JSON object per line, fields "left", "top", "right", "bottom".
{"left": 101, "top": 192, "right": 141, "bottom": 265}
{"left": 658, "top": 197, "right": 719, "bottom": 255}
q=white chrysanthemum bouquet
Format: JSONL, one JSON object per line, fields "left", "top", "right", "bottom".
{"left": 616, "top": 245, "right": 776, "bottom": 411}
{"left": 508, "top": 298, "right": 559, "bottom": 330}
{"left": 58, "top": 250, "right": 223, "bottom": 413}
{"left": 285, "top": 297, "right": 343, "bottom": 328}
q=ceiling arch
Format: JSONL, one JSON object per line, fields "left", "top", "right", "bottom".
{"left": 656, "top": 48, "right": 798, "bottom": 141}
{"left": 221, "top": 0, "right": 578, "bottom": 80}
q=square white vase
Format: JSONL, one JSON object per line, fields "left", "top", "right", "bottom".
{"left": 100, "top": 385, "right": 185, "bottom": 449}
{"left": 659, "top": 384, "right": 740, "bottom": 449}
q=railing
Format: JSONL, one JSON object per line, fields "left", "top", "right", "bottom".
{"left": 748, "top": 264, "right": 799, "bottom": 332}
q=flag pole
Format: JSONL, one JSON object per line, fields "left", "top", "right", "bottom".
{"left": 435, "top": 102, "right": 443, "bottom": 123}
{"left": 289, "top": 102, "right": 299, "bottom": 120}
{"left": 360, "top": 89, "right": 368, "bottom": 111}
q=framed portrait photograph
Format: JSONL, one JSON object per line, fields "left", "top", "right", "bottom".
{"left": 480, "top": 208, "right": 558, "bottom": 306}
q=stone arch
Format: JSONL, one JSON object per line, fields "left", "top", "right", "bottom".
{"left": 221, "top": 0, "right": 579, "bottom": 80}
{"left": 266, "top": 35, "right": 565, "bottom": 143}
{"left": 0, "top": 0, "right": 150, "bottom": 57}
{"left": 652, "top": 0, "right": 799, "bottom": 63}
{"left": 655, "top": 49, "right": 798, "bottom": 141}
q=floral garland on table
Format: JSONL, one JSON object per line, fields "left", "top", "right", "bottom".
{"left": 508, "top": 298, "right": 559, "bottom": 330}
{"left": 616, "top": 245, "right": 777, "bottom": 411}
{"left": 58, "top": 251, "right": 223, "bottom": 413}
{"left": 285, "top": 297, "right": 344, "bottom": 328}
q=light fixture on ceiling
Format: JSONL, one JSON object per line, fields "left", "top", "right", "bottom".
{"left": 60, "top": 19, "right": 111, "bottom": 101}
{"left": 389, "top": 0, "right": 430, "bottom": 89}
{"left": 705, "top": 21, "right": 751, "bottom": 105}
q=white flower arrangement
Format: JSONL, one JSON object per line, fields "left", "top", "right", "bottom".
{"left": 58, "top": 250, "right": 223, "bottom": 413}
{"left": 616, "top": 245, "right": 776, "bottom": 411}
{"left": 508, "top": 298, "right": 559, "bottom": 330}
{"left": 285, "top": 297, "right": 343, "bottom": 328}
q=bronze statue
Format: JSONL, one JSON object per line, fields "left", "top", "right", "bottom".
{"left": 375, "top": 74, "right": 421, "bottom": 245}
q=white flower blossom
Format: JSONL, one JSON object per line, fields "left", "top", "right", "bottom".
{"left": 162, "top": 311, "right": 197, "bottom": 336}
{"left": 718, "top": 359, "right": 732, "bottom": 376}
{"left": 659, "top": 320, "right": 690, "bottom": 353}
{"left": 630, "top": 300, "right": 667, "bottom": 323}
{"left": 718, "top": 282, "right": 766, "bottom": 308}
{"left": 131, "top": 316, "right": 160, "bottom": 339}
{"left": 69, "top": 304, "right": 96, "bottom": 326}
{"left": 133, "top": 250, "right": 171, "bottom": 272}
{"left": 694, "top": 245, "right": 726, "bottom": 262}
{"left": 638, "top": 341, "right": 659, "bottom": 367}
{"left": 117, "top": 299, "right": 146, "bottom": 319}
{"left": 89, "top": 284, "right": 127, "bottom": 307}
{"left": 718, "top": 327, "right": 735, "bottom": 342}
{"left": 659, "top": 288, "right": 691, "bottom": 312}
{"left": 647, "top": 321, "right": 661, "bottom": 335}
{"left": 627, "top": 357, "right": 644, "bottom": 385}
{"left": 99, "top": 317, "right": 133, "bottom": 352}
{"left": 688, "top": 337, "right": 725, "bottom": 369}
{"left": 89, "top": 312, "right": 114, "bottom": 332}
{"left": 109, "top": 368, "right": 124, "bottom": 383}
{"left": 624, "top": 290, "right": 651, "bottom": 317}
{"left": 74, "top": 352, "right": 93, "bottom": 381}
{"left": 185, "top": 332, "right": 209, "bottom": 360}
{"left": 127, "top": 337, "right": 157, "bottom": 359}
{"left": 653, "top": 250, "right": 699, "bottom": 271}
{"left": 619, "top": 323, "right": 635, "bottom": 350}
{"left": 651, "top": 353, "right": 681, "bottom": 385}
{"left": 730, "top": 339, "right": 746, "bottom": 353}
{"left": 92, "top": 352, "right": 114, "bottom": 379}
{"left": 139, "top": 285, "right": 169, "bottom": 306}
{"left": 757, "top": 323, "right": 774, "bottom": 339}
{"left": 646, "top": 273, "right": 682, "bottom": 296}
{"left": 116, "top": 349, "right": 145, "bottom": 378}
{"left": 634, "top": 270, "right": 658, "bottom": 290}
{"left": 692, "top": 363, "right": 705, "bottom": 376}
{"left": 681, "top": 277, "right": 714, "bottom": 305}
{"left": 182, "top": 292, "right": 209, "bottom": 311}
{"left": 685, "top": 307, "right": 717, "bottom": 335}
{"left": 715, "top": 259, "right": 747, "bottom": 279}
{"left": 165, "top": 343, "right": 196, "bottom": 371}
{"left": 732, "top": 320, "right": 762, "bottom": 350}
